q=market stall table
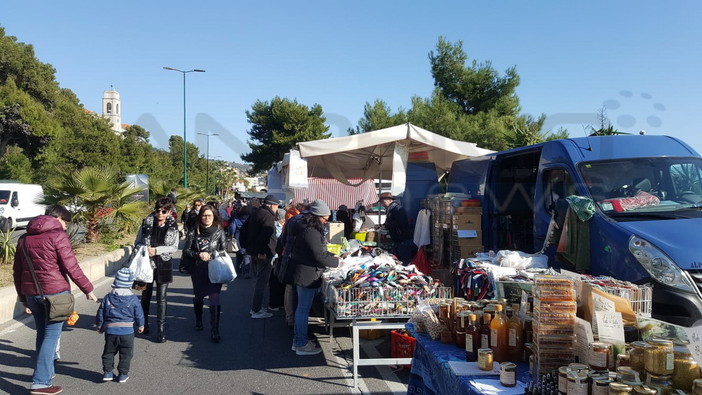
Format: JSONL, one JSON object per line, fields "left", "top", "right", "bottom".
{"left": 406, "top": 323, "right": 529, "bottom": 395}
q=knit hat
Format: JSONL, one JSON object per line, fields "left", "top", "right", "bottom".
{"left": 263, "top": 194, "right": 280, "bottom": 206}
{"left": 309, "top": 199, "right": 331, "bottom": 216}
{"left": 113, "top": 267, "right": 134, "bottom": 288}
{"left": 275, "top": 208, "right": 286, "bottom": 221}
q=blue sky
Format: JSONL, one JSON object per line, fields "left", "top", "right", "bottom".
{"left": 2, "top": 2, "right": 701, "bottom": 162}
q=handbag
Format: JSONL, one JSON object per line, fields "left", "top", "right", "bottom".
{"left": 208, "top": 252, "right": 236, "bottom": 283}
{"left": 21, "top": 244, "right": 75, "bottom": 322}
{"left": 226, "top": 236, "right": 240, "bottom": 253}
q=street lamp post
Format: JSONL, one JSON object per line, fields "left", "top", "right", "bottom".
{"left": 163, "top": 66, "right": 206, "bottom": 188}
{"left": 198, "top": 132, "right": 219, "bottom": 194}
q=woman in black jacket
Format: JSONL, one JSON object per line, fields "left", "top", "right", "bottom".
{"left": 136, "top": 198, "right": 180, "bottom": 343}
{"left": 182, "top": 205, "right": 227, "bottom": 342}
{"left": 291, "top": 200, "right": 339, "bottom": 356}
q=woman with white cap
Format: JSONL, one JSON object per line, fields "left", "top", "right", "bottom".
{"left": 290, "top": 199, "right": 339, "bottom": 355}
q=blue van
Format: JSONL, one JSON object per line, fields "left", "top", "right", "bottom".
{"left": 448, "top": 135, "right": 702, "bottom": 326}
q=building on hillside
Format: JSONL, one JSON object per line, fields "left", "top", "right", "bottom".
{"left": 102, "top": 88, "right": 124, "bottom": 133}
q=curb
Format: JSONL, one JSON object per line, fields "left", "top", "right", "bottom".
{"left": 0, "top": 246, "right": 133, "bottom": 327}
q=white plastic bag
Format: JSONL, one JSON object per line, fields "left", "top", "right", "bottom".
{"left": 208, "top": 252, "right": 236, "bottom": 283}
{"left": 129, "top": 245, "right": 153, "bottom": 283}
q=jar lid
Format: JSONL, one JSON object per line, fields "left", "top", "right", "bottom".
{"left": 673, "top": 344, "right": 691, "bottom": 355}
{"left": 610, "top": 382, "right": 633, "bottom": 391}
{"left": 645, "top": 372, "right": 672, "bottom": 379}
{"left": 632, "top": 385, "right": 658, "bottom": 394}
{"left": 500, "top": 362, "right": 516, "bottom": 369}
{"left": 647, "top": 338, "right": 673, "bottom": 346}
{"left": 630, "top": 340, "right": 648, "bottom": 349}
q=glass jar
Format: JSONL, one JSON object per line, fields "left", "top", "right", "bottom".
{"left": 672, "top": 345, "right": 700, "bottom": 391}
{"left": 558, "top": 366, "right": 569, "bottom": 394}
{"left": 439, "top": 303, "right": 451, "bottom": 324}
{"left": 500, "top": 362, "right": 517, "bottom": 387}
{"left": 645, "top": 339, "right": 674, "bottom": 376}
{"left": 590, "top": 341, "right": 614, "bottom": 371}
{"left": 609, "top": 382, "right": 634, "bottom": 394}
{"left": 617, "top": 352, "right": 631, "bottom": 369}
{"left": 630, "top": 341, "right": 649, "bottom": 375}
{"left": 645, "top": 373, "right": 672, "bottom": 394}
{"left": 592, "top": 376, "right": 612, "bottom": 395}
{"left": 456, "top": 311, "right": 470, "bottom": 332}
{"left": 455, "top": 331, "right": 466, "bottom": 349}
{"left": 478, "top": 348, "right": 494, "bottom": 371}
{"left": 693, "top": 378, "right": 702, "bottom": 395}
{"left": 567, "top": 370, "right": 589, "bottom": 395}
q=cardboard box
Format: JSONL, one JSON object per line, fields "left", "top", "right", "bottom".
{"left": 454, "top": 245, "right": 484, "bottom": 258}
{"left": 452, "top": 213, "right": 482, "bottom": 230}
{"left": 326, "top": 222, "right": 345, "bottom": 244}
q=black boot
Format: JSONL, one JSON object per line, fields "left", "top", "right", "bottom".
{"left": 156, "top": 301, "right": 167, "bottom": 343}
{"left": 194, "top": 299, "right": 204, "bottom": 331}
{"left": 140, "top": 299, "right": 150, "bottom": 335}
{"left": 210, "top": 305, "right": 221, "bottom": 343}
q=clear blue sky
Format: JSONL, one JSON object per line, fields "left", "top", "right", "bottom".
{"left": 2, "top": 1, "right": 701, "bottom": 162}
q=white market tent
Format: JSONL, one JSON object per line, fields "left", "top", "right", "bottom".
{"left": 296, "top": 122, "right": 494, "bottom": 195}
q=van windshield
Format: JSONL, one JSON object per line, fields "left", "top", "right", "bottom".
{"left": 578, "top": 157, "right": 702, "bottom": 219}
{"left": 0, "top": 190, "right": 9, "bottom": 205}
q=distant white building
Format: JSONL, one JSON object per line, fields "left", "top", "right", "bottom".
{"left": 102, "top": 89, "right": 125, "bottom": 133}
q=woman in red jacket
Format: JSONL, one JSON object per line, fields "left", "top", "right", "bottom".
{"left": 13, "top": 205, "right": 98, "bottom": 395}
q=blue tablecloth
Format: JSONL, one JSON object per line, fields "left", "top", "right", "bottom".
{"left": 406, "top": 323, "right": 529, "bottom": 395}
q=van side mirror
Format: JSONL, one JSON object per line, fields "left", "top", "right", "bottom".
{"left": 10, "top": 197, "right": 18, "bottom": 207}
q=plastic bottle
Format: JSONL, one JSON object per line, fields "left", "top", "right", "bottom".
{"left": 490, "top": 304, "right": 508, "bottom": 362}
{"left": 67, "top": 311, "right": 79, "bottom": 326}
{"left": 465, "top": 313, "right": 480, "bottom": 362}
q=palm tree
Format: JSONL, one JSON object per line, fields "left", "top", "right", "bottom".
{"left": 44, "top": 166, "right": 147, "bottom": 242}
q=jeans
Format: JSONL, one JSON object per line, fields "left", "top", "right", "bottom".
{"left": 26, "top": 293, "right": 66, "bottom": 389}
{"left": 251, "top": 257, "right": 272, "bottom": 312}
{"left": 102, "top": 333, "right": 135, "bottom": 375}
{"left": 294, "top": 286, "right": 319, "bottom": 347}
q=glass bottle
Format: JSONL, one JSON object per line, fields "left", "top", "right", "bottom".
{"left": 507, "top": 304, "right": 523, "bottom": 362}
{"left": 480, "top": 312, "right": 492, "bottom": 350}
{"left": 465, "top": 313, "right": 480, "bottom": 362}
{"left": 490, "top": 304, "right": 508, "bottom": 362}
{"left": 645, "top": 339, "right": 674, "bottom": 376}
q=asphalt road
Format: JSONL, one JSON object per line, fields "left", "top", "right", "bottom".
{"left": 0, "top": 248, "right": 410, "bottom": 395}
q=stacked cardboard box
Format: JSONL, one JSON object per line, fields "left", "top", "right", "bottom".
{"left": 451, "top": 207, "right": 483, "bottom": 260}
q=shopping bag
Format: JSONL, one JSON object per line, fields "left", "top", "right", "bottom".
{"left": 208, "top": 252, "right": 236, "bottom": 283}
{"left": 128, "top": 245, "right": 154, "bottom": 283}
{"left": 226, "top": 236, "right": 240, "bottom": 253}
{"left": 411, "top": 246, "right": 432, "bottom": 276}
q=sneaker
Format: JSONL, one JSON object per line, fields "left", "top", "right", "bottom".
{"left": 102, "top": 371, "right": 114, "bottom": 381}
{"left": 291, "top": 342, "right": 297, "bottom": 351}
{"left": 251, "top": 311, "right": 273, "bottom": 319}
{"left": 249, "top": 308, "right": 268, "bottom": 314}
{"left": 30, "top": 386, "right": 63, "bottom": 395}
{"left": 295, "top": 341, "right": 322, "bottom": 355}
{"left": 117, "top": 373, "right": 129, "bottom": 383}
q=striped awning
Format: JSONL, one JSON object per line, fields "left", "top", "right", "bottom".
{"left": 293, "top": 178, "right": 378, "bottom": 210}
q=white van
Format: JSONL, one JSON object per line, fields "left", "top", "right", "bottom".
{"left": 0, "top": 182, "right": 45, "bottom": 231}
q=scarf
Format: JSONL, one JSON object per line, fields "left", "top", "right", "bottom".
{"left": 198, "top": 223, "right": 218, "bottom": 237}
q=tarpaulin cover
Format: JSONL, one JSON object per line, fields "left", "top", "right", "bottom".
{"left": 292, "top": 177, "right": 378, "bottom": 210}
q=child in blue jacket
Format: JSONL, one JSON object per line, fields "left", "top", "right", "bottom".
{"left": 96, "top": 268, "right": 145, "bottom": 383}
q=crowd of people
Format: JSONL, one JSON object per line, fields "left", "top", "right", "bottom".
{"left": 12, "top": 190, "right": 417, "bottom": 394}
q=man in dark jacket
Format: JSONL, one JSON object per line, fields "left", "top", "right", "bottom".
{"left": 378, "top": 192, "right": 417, "bottom": 265}
{"left": 245, "top": 194, "right": 279, "bottom": 319}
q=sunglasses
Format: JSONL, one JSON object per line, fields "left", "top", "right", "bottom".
{"left": 156, "top": 209, "right": 171, "bottom": 214}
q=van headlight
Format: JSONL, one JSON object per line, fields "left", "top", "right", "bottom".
{"left": 629, "top": 235, "right": 696, "bottom": 293}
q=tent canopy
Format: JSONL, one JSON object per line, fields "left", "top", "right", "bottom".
{"left": 296, "top": 123, "right": 493, "bottom": 192}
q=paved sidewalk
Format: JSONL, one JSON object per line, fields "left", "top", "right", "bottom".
{"left": 0, "top": 255, "right": 409, "bottom": 394}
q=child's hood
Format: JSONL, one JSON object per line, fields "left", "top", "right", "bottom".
{"left": 106, "top": 292, "right": 137, "bottom": 308}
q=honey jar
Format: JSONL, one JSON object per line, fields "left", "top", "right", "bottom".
{"left": 478, "top": 348, "right": 494, "bottom": 371}
{"left": 644, "top": 339, "right": 674, "bottom": 375}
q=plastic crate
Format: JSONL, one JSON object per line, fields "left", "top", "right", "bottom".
{"left": 390, "top": 330, "right": 416, "bottom": 368}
